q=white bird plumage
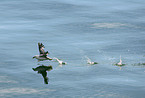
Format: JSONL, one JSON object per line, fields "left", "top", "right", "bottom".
{"left": 85, "top": 56, "right": 98, "bottom": 65}
{"left": 53, "top": 57, "right": 67, "bottom": 65}
{"left": 117, "top": 56, "right": 122, "bottom": 65}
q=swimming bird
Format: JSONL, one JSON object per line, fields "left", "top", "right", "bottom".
{"left": 117, "top": 56, "right": 122, "bottom": 65}
{"left": 85, "top": 56, "right": 98, "bottom": 65}
{"left": 32, "top": 65, "right": 53, "bottom": 84}
{"left": 115, "top": 56, "right": 125, "bottom": 66}
{"left": 133, "top": 63, "right": 145, "bottom": 66}
{"left": 53, "top": 57, "right": 67, "bottom": 65}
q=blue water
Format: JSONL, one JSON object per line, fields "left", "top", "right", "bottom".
{"left": 1, "top": 0, "right": 145, "bottom": 98}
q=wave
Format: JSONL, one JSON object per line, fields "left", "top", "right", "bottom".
{"left": 91, "top": 23, "right": 130, "bottom": 29}
{"left": 0, "top": 87, "right": 56, "bottom": 97}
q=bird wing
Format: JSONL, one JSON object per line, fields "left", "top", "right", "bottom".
{"left": 38, "top": 43, "right": 45, "bottom": 55}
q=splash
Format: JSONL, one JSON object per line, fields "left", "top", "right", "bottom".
{"left": 0, "top": 87, "right": 56, "bottom": 97}
{"left": 85, "top": 56, "right": 98, "bottom": 65}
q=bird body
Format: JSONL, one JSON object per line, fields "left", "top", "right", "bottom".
{"left": 33, "top": 55, "right": 52, "bottom": 61}
{"left": 85, "top": 56, "right": 98, "bottom": 65}
{"left": 33, "top": 43, "right": 52, "bottom": 61}
{"left": 115, "top": 56, "right": 125, "bottom": 66}
{"left": 88, "top": 61, "right": 98, "bottom": 65}
{"left": 117, "top": 59, "right": 122, "bottom": 65}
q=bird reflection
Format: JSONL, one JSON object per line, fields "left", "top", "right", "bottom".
{"left": 32, "top": 65, "right": 53, "bottom": 84}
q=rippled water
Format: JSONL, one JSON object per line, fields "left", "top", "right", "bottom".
{"left": 0, "top": 0, "right": 145, "bottom": 98}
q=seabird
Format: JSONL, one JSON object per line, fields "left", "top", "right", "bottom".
{"left": 53, "top": 57, "right": 67, "bottom": 65}
{"left": 33, "top": 43, "right": 52, "bottom": 61}
{"left": 85, "top": 56, "right": 98, "bottom": 65}
{"left": 38, "top": 43, "right": 50, "bottom": 55}
{"left": 32, "top": 65, "right": 53, "bottom": 84}
{"left": 115, "top": 56, "right": 125, "bottom": 66}
{"left": 133, "top": 63, "right": 145, "bottom": 66}
{"left": 38, "top": 42, "right": 45, "bottom": 54}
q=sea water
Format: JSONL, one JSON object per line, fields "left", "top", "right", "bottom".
{"left": 0, "top": 0, "right": 145, "bottom": 98}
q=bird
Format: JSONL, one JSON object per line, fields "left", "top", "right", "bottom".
{"left": 134, "top": 63, "right": 145, "bottom": 66}
{"left": 32, "top": 56, "right": 52, "bottom": 61}
{"left": 53, "top": 57, "right": 67, "bottom": 65}
{"left": 85, "top": 56, "right": 98, "bottom": 65}
{"left": 115, "top": 56, "right": 125, "bottom": 66}
{"left": 33, "top": 43, "right": 52, "bottom": 61}
{"left": 32, "top": 65, "right": 53, "bottom": 84}
{"left": 88, "top": 61, "right": 98, "bottom": 65}
{"left": 38, "top": 42, "right": 45, "bottom": 54}
{"left": 38, "top": 43, "right": 50, "bottom": 55}
{"left": 117, "top": 56, "right": 122, "bottom": 65}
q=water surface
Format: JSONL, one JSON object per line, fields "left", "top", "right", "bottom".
{"left": 0, "top": 0, "right": 145, "bottom": 98}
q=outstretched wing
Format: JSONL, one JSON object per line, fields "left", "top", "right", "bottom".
{"left": 39, "top": 51, "right": 49, "bottom": 58}
{"left": 38, "top": 43, "right": 45, "bottom": 55}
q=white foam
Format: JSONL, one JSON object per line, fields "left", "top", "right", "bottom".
{"left": 0, "top": 87, "right": 56, "bottom": 97}
{"left": 92, "top": 23, "right": 129, "bottom": 28}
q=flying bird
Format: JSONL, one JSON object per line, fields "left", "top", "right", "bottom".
{"left": 33, "top": 43, "right": 52, "bottom": 61}
{"left": 38, "top": 43, "right": 49, "bottom": 55}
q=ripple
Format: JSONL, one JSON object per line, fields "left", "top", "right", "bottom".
{"left": 92, "top": 23, "right": 130, "bottom": 29}
{"left": 0, "top": 76, "right": 18, "bottom": 83}
{"left": 0, "top": 87, "right": 56, "bottom": 97}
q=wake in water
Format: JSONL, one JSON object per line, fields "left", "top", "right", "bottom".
{"left": 132, "top": 63, "right": 145, "bottom": 66}
{"left": 132, "top": 56, "right": 145, "bottom": 66}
